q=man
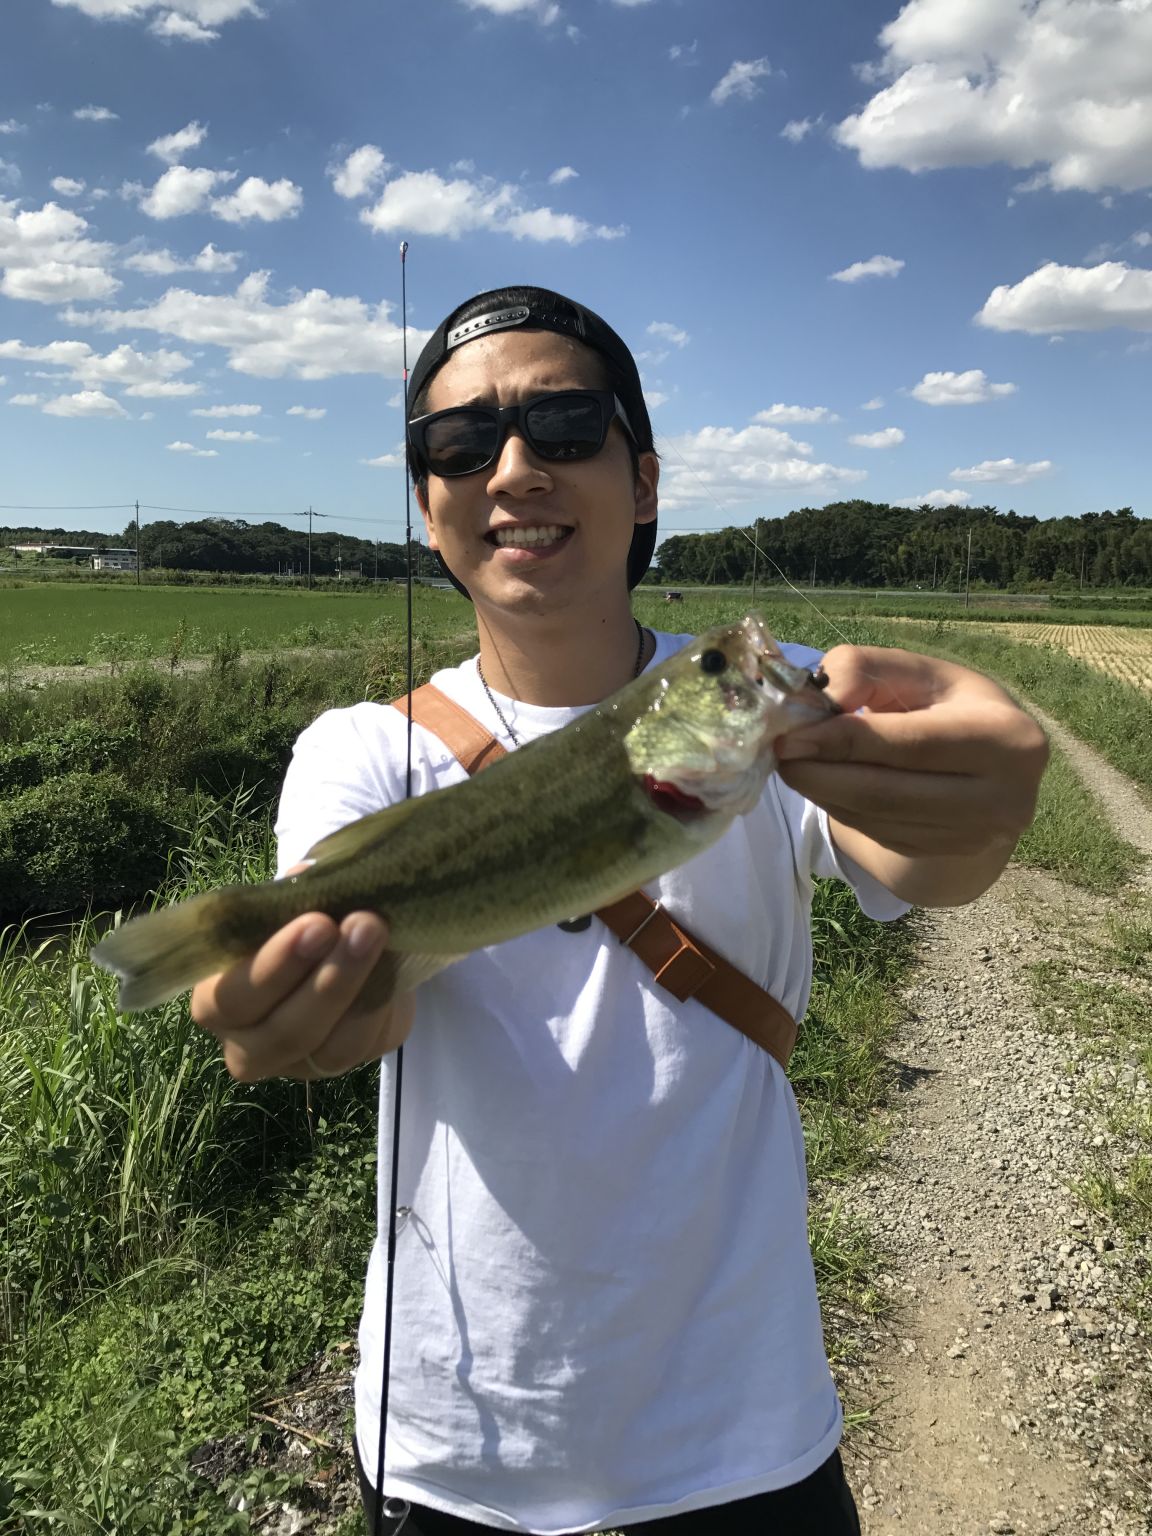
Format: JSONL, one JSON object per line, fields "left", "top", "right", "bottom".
{"left": 192, "top": 286, "right": 1048, "bottom": 1535}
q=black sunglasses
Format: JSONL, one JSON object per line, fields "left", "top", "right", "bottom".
{"left": 408, "top": 389, "right": 636, "bottom": 479}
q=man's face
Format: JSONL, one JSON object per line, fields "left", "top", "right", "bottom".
{"left": 415, "top": 329, "right": 658, "bottom": 622}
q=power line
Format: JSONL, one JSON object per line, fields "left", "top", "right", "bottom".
{"left": 0, "top": 502, "right": 135, "bottom": 511}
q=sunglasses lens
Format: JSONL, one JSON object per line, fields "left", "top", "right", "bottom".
{"left": 423, "top": 410, "right": 498, "bottom": 476}
{"left": 524, "top": 394, "right": 606, "bottom": 461}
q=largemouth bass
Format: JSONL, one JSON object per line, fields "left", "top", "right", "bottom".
{"left": 91, "top": 613, "right": 838, "bottom": 1013}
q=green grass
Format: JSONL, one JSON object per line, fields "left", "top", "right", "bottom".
{"left": 0, "top": 583, "right": 474, "bottom": 668}
{"left": 1013, "top": 747, "right": 1145, "bottom": 894}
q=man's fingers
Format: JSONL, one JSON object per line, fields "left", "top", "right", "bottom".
{"left": 776, "top": 700, "right": 1027, "bottom": 774}
{"left": 193, "top": 911, "right": 340, "bottom": 1035}
{"left": 217, "top": 912, "right": 390, "bottom": 1081}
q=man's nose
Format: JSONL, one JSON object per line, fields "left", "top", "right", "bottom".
{"left": 486, "top": 427, "right": 552, "bottom": 495}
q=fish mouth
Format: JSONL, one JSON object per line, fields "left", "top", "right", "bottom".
{"left": 640, "top": 773, "right": 709, "bottom": 822}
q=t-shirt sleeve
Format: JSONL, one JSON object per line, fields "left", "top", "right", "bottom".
{"left": 273, "top": 706, "right": 402, "bottom": 877}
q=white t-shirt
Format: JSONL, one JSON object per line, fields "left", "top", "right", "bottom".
{"left": 275, "top": 631, "right": 909, "bottom": 1535}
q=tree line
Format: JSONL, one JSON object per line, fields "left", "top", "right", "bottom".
{"left": 3, "top": 518, "right": 412, "bottom": 578}
{"left": 653, "top": 503, "right": 1150, "bottom": 590}
{"left": 5, "top": 502, "right": 1149, "bottom": 589}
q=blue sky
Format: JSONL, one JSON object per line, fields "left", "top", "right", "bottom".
{"left": 1, "top": 0, "right": 1150, "bottom": 546}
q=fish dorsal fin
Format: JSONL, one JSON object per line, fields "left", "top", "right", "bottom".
{"left": 304, "top": 796, "right": 425, "bottom": 865}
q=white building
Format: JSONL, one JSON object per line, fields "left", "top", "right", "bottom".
{"left": 91, "top": 549, "right": 137, "bottom": 572}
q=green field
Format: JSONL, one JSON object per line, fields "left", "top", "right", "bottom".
{"left": 3, "top": 579, "right": 1150, "bottom": 669}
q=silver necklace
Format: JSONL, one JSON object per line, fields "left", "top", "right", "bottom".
{"left": 476, "top": 618, "right": 649, "bottom": 749}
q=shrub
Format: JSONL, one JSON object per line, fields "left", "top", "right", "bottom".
{"left": 0, "top": 772, "right": 181, "bottom": 918}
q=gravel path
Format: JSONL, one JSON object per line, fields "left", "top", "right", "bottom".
{"left": 841, "top": 717, "right": 1152, "bottom": 1535}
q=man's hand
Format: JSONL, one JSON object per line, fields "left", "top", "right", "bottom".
{"left": 191, "top": 873, "right": 415, "bottom": 1080}
{"left": 774, "top": 645, "right": 1050, "bottom": 906}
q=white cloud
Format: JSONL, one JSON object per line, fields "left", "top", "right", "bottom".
{"left": 0, "top": 121, "right": 28, "bottom": 135}
{"left": 657, "top": 419, "right": 865, "bottom": 513}
{"left": 547, "top": 166, "right": 578, "bottom": 185}
{"left": 73, "top": 106, "right": 118, "bottom": 122}
{"left": 950, "top": 457, "right": 1053, "bottom": 484}
{"left": 151, "top": 11, "right": 218, "bottom": 40}
{"left": 331, "top": 145, "right": 389, "bottom": 200}
{"left": 205, "top": 427, "right": 274, "bottom": 441}
{"left": 0, "top": 160, "right": 20, "bottom": 189}
{"left": 669, "top": 40, "right": 697, "bottom": 63}
{"left": 647, "top": 320, "right": 689, "bottom": 347}
{"left": 0, "top": 338, "right": 196, "bottom": 397}
{"left": 837, "top": 0, "right": 1152, "bottom": 194}
{"left": 645, "top": 390, "right": 670, "bottom": 410}
{"left": 50, "top": 176, "right": 86, "bottom": 197}
{"left": 910, "top": 368, "right": 1018, "bottom": 405}
{"left": 147, "top": 121, "right": 207, "bottom": 164}
{"left": 361, "top": 166, "right": 623, "bottom": 243}
{"left": 861, "top": 396, "right": 885, "bottom": 410}
{"left": 64, "top": 271, "right": 416, "bottom": 380}
{"left": 167, "top": 439, "right": 218, "bottom": 455}
{"left": 976, "top": 259, "right": 1152, "bottom": 334}
{"left": 503, "top": 207, "right": 624, "bottom": 242}
{"left": 0, "top": 197, "right": 119, "bottom": 305}
{"left": 191, "top": 402, "right": 261, "bottom": 416}
{"left": 894, "top": 488, "right": 972, "bottom": 509}
{"left": 286, "top": 405, "right": 325, "bottom": 419}
{"left": 140, "top": 166, "right": 234, "bottom": 218}
{"left": 53, "top": 0, "right": 260, "bottom": 41}
{"left": 211, "top": 176, "right": 302, "bottom": 223}
{"left": 781, "top": 117, "right": 818, "bottom": 143}
{"left": 42, "top": 389, "right": 129, "bottom": 418}
{"left": 711, "top": 58, "right": 773, "bottom": 107}
{"left": 830, "top": 254, "right": 905, "bottom": 283}
{"left": 755, "top": 403, "right": 839, "bottom": 425}
{"left": 849, "top": 426, "right": 906, "bottom": 448}
{"left": 1133, "top": 231, "right": 1152, "bottom": 248}
{"left": 459, "top": 0, "right": 559, "bottom": 18}
{"left": 362, "top": 451, "right": 405, "bottom": 468}
{"left": 123, "top": 241, "right": 241, "bottom": 274}
{"left": 8, "top": 393, "right": 42, "bottom": 406}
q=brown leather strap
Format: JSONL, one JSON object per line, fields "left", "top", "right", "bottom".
{"left": 393, "top": 683, "right": 797, "bottom": 1069}
{"left": 393, "top": 685, "right": 509, "bottom": 776}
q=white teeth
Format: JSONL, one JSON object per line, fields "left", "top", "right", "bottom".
{"left": 492, "top": 525, "right": 567, "bottom": 548}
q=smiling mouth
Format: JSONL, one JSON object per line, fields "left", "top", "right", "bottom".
{"left": 487, "top": 524, "right": 573, "bottom": 550}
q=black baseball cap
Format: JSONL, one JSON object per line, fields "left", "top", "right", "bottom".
{"left": 406, "top": 286, "right": 658, "bottom": 593}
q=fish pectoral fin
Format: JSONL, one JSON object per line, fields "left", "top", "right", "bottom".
{"left": 304, "top": 797, "right": 426, "bottom": 865}
{"left": 347, "top": 948, "right": 464, "bottom": 1016}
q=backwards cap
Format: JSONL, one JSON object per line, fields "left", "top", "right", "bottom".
{"left": 406, "top": 285, "right": 657, "bottom": 593}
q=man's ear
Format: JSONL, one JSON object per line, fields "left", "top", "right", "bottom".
{"left": 634, "top": 451, "right": 659, "bottom": 526}
{"left": 415, "top": 480, "right": 438, "bottom": 550}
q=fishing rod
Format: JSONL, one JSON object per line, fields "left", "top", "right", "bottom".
{"left": 372, "top": 239, "right": 412, "bottom": 1536}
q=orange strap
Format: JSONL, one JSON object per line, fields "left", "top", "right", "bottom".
{"left": 392, "top": 683, "right": 797, "bottom": 1070}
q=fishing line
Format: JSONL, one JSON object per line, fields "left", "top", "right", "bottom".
{"left": 371, "top": 240, "right": 412, "bottom": 1536}
{"left": 654, "top": 430, "right": 920, "bottom": 714}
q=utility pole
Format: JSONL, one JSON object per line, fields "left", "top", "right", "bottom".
{"left": 810, "top": 554, "right": 817, "bottom": 590}
{"left": 931, "top": 553, "right": 938, "bottom": 591}
{"left": 135, "top": 498, "right": 141, "bottom": 586}
{"left": 1080, "top": 544, "right": 1086, "bottom": 594}
{"left": 307, "top": 505, "right": 313, "bottom": 589}
{"left": 964, "top": 526, "right": 973, "bottom": 610}
{"left": 374, "top": 539, "right": 379, "bottom": 583}
{"left": 750, "top": 517, "right": 760, "bottom": 604}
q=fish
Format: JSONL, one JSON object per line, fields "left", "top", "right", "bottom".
{"left": 90, "top": 612, "right": 839, "bottom": 1013}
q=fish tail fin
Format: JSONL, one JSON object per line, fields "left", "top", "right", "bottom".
{"left": 91, "top": 887, "right": 259, "bottom": 1013}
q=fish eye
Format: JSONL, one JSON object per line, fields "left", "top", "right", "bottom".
{"left": 699, "top": 649, "right": 727, "bottom": 675}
